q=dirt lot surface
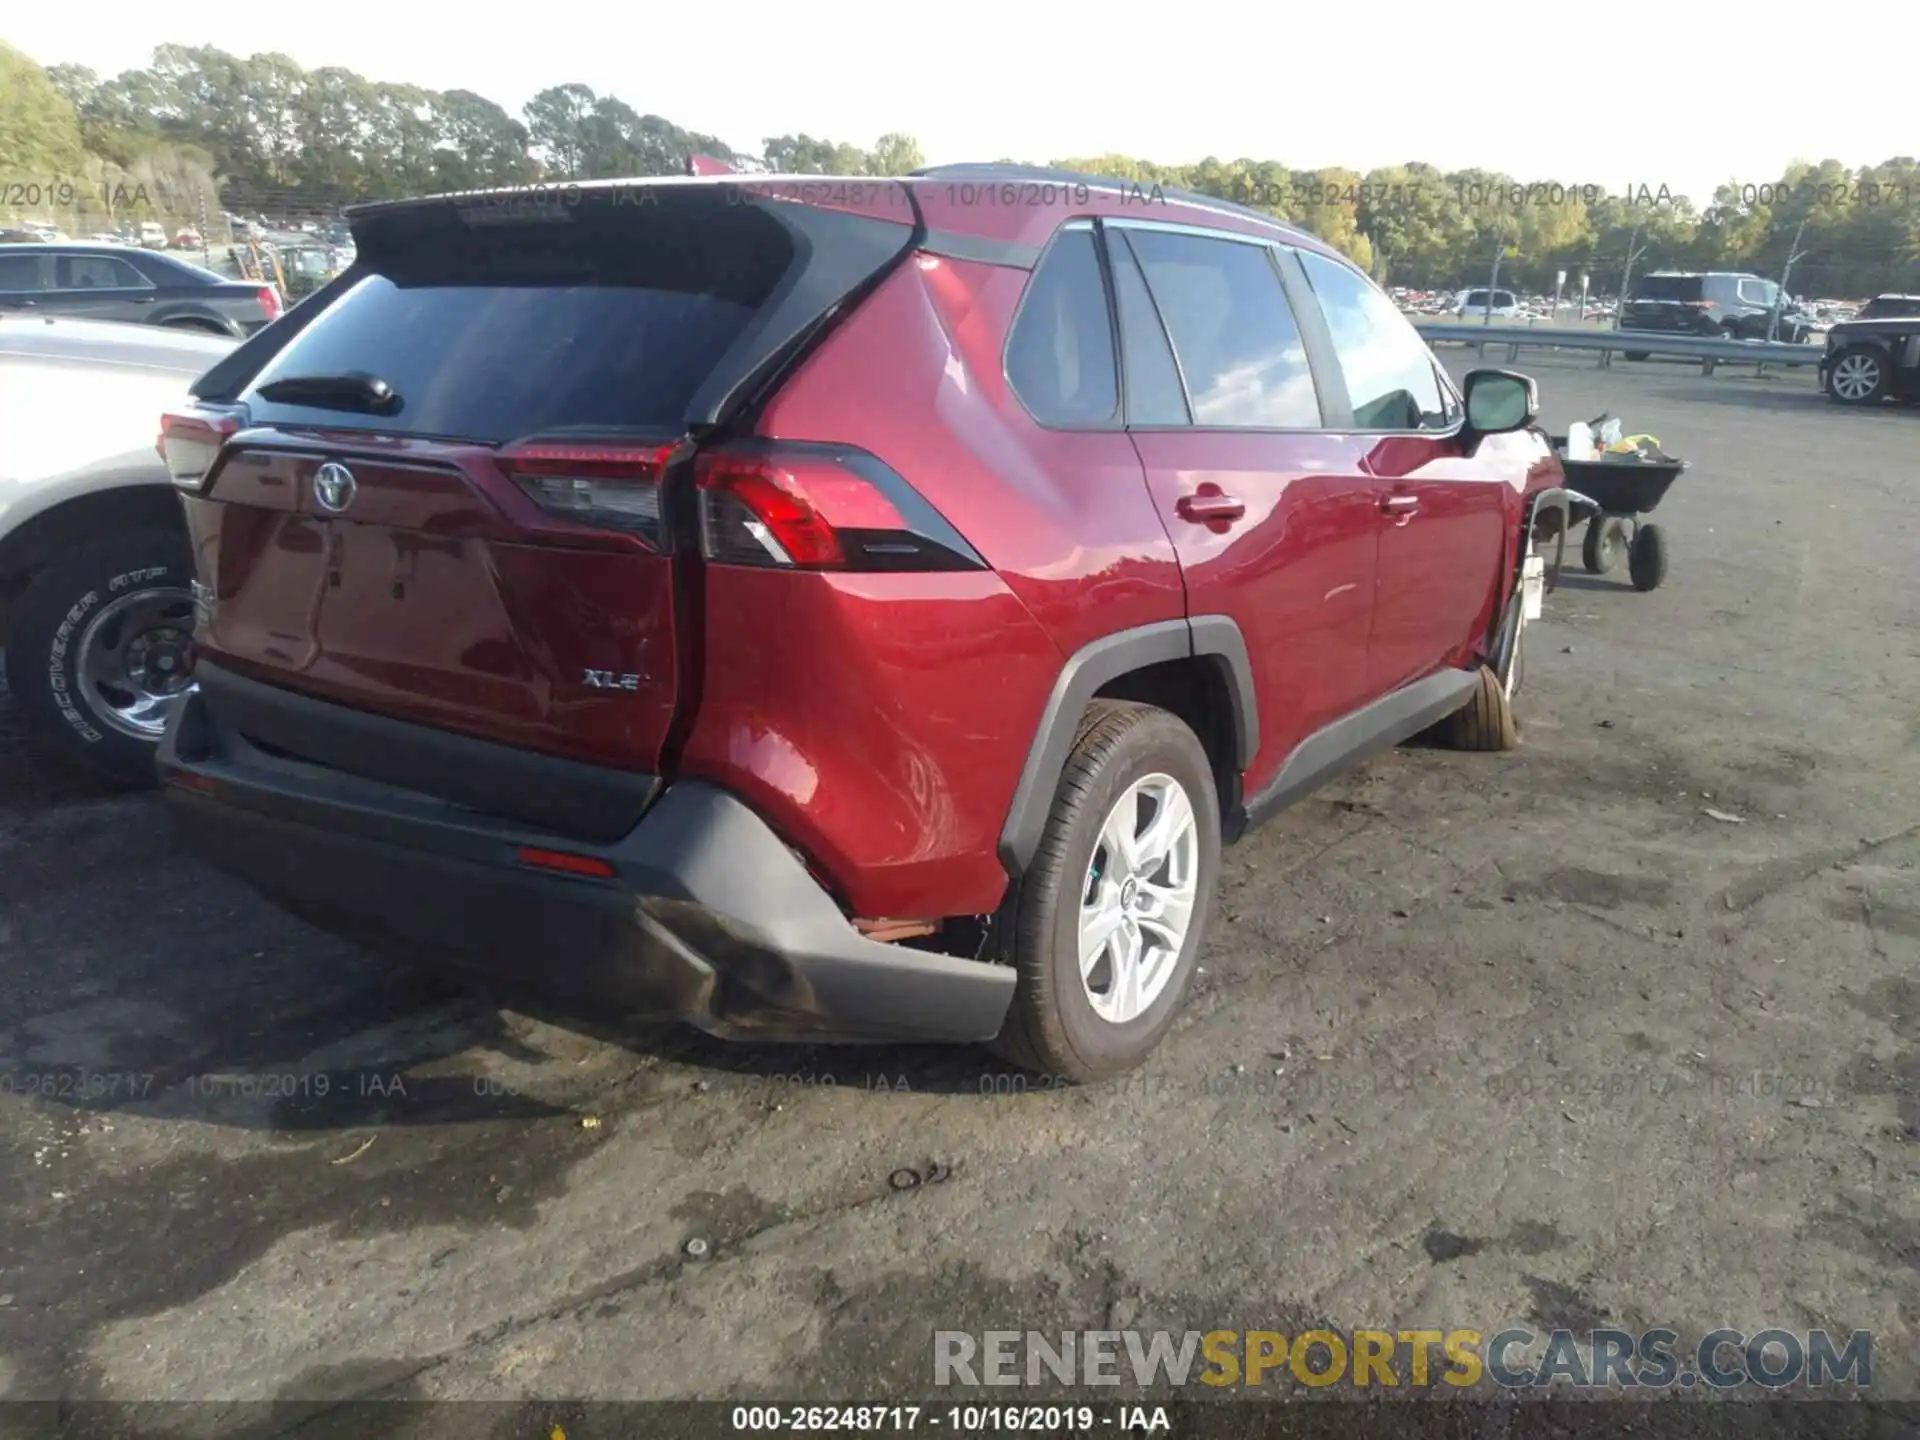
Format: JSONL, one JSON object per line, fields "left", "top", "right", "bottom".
{"left": 1, "top": 355, "right": 1914, "bottom": 1427}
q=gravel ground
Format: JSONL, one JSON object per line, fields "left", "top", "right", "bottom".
{"left": 0, "top": 355, "right": 1914, "bottom": 1427}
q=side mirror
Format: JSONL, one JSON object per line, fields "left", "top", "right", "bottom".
{"left": 1462, "top": 369, "right": 1539, "bottom": 434}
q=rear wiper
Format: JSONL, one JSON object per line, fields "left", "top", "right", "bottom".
{"left": 255, "top": 370, "right": 400, "bottom": 414}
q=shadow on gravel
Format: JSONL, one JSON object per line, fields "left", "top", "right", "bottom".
{"left": 453, "top": 982, "right": 1012, "bottom": 1098}
{"left": 1549, "top": 572, "right": 1640, "bottom": 594}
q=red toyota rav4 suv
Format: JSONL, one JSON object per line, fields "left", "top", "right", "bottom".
{"left": 157, "top": 166, "right": 1564, "bottom": 1080}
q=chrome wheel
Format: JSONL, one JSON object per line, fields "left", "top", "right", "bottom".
{"left": 1078, "top": 773, "right": 1199, "bottom": 1024}
{"left": 75, "top": 586, "right": 197, "bottom": 740}
{"left": 1830, "top": 353, "right": 1882, "bottom": 401}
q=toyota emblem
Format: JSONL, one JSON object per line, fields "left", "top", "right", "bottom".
{"left": 313, "top": 462, "right": 357, "bottom": 513}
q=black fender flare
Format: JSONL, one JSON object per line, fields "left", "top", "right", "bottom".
{"left": 997, "top": 615, "right": 1258, "bottom": 877}
{"left": 149, "top": 304, "right": 242, "bottom": 337}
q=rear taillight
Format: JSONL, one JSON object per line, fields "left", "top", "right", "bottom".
{"left": 257, "top": 286, "right": 282, "bottom": 322}
{"left": 516, "top": 846, "right": 615, "bottom": 879}
{"left": 159, "top": 408, "right": 241, "bottom": 492}
{"left": 694, "top": 443, "right": 982, "bottom": 573}
{"left": 499, "top": 442, "right": 672, "bottom": 548}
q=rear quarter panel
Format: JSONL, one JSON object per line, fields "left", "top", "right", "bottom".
{"left": 688, "top": 255, "right": 1187, "bottom": 919}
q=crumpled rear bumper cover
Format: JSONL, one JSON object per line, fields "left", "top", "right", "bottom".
{"left": 157, "top": 684, "right": 1015, "bottom": 1045}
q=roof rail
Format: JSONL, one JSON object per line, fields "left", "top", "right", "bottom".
{"left": 910, "top": 162, "right": 1316, "bottom": 243}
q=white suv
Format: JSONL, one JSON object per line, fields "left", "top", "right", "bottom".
{"left": 1454, "top": 288, "right": 1524, "bottom": 320}
{"left": 1, "top": 316, "right": 235, "bottom": 782}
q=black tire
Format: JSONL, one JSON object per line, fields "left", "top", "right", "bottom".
{"left": 991, "top": 700, "right": 1221, "bottom": 1083}
{"left": 1443, "top": 665, "right": 1518, "bottom": 752}
{"left": 1628, "top": 523, "right": 1668, "bottom": 592}
{"left": 1824, "top": 346, "right": 1890, "bottom": 405}
{"left": 1623, "top": 351, "right": 1649, "bottom": 362}
{"left": 4, "top": 528, "right": 195, "bottom": 786}
{"left": 1582, "top": 516, "right": 1627, "bottom": 574}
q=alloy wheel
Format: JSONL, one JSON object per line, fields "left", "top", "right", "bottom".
{"left": 1078, "top": 773, "right": 1200, "bottom": 1025}
{"left": 1830, "top": 354, "right": 1882, "bottom": 401}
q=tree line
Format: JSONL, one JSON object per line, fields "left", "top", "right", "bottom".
{"left": 4, "top": 41, "right": 1917, "bottom": 297}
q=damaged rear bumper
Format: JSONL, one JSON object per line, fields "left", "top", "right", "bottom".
{"left": 157, "top": 683, "right": 1014, "bottom": 1045}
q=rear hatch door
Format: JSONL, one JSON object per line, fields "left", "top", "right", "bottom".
{"left": 182, "top": 184, "right": 917, "bottom": 825}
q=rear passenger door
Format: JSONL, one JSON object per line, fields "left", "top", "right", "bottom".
{"left": 51, "top": 252, "right": 158, "bottom": 324}
{"left": 1289, "top": 247, "right": 1511, "bottom": 694}
{"left": 1111, "top": 222, "right": 1382, "bottom": 795}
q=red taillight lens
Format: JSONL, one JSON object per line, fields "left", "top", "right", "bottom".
{"left": 696, "top": 456, "right": 852, "bottom": 567}
{"left": 159, "top": 408, "right": 241, "bottom": 492}
{"left": 693, "top": 444, "right": 982, "bottom": 573}
{"left": 516, "top": 846, "right": 615, "bottom": 879}
{"left": 499, "top": 442, "right": 671, "bottom": 547}
{"left": 257, "top": 286, "right": 282, "bottom": 322}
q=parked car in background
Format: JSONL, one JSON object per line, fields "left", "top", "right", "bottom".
{"left": 1454, "top": 288, "right": 1523, "bottom": 319}
{"left": 1820, "top": 313, "right": 1920, "bottom": 405}
{"left": 0, "top": 244, "right": 282, "bottom": 337}
{"left": 173, "top": 228, "right": 203, "bottom": 249}
{"left": 157, "top": 167, "right": 1562, "bottom": 1079}
{"left": 1855, "top": 293, "right": 1920, "bottom": 320}
{"left": 87, "top": 232, "right": 124, "bottom": 246}
{"left": 137, "top": 221, "right": 169, "bottom": 249}
{"left": 1618, "top": 272, "right": 1815, "bottom": 358}
{"left": 0, "top": 316, "right": 236, "bottom": 781}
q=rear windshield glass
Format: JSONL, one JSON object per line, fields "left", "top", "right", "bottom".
{"left": 1861, "top": 296, "right": 1920, "bottom": 318}
{"left": 1631, "top": 276, "right": 1704, "bottom": 301}
{"left": 240, "top": 205, "right": 797, "bottom": 442}
{"left": 1460, "top": 291, "right": 1514, "bottom": 307}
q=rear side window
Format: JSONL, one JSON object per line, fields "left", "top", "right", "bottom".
{"left": 1631, "top": 275, "right": 1703, "bottom": 302}
{"left": 56, "top": 255, "right": 147, "bottom": 290}
{"left": 236, "top": 195, "right": 900, "bottom": 442}
{"left": 1296, "top": 249, "right": 1449, "bottom": 431}
{"left": 1107, "top": 234, "right": 1189, "bottom": 426}
{"left": 1005, "top": 227, "right": 1119, "bottom": 427}
{"left": 1124, "top": 229, "right": 1320, "bottom": 429}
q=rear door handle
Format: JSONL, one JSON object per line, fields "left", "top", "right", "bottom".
{"left": 1381, "top": 494, "right": 1420, "bottom": 515}
{"left": 1176, "top": 491, "right": 1246, "bottom": 523}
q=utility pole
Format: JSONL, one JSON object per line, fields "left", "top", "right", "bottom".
{"left": 1767, "top": 218, "right": 1811, "bottom": 342}
{"left": 1484, "top": 241, "right": 1510, "bottom": 325}
{"left": 1614, "top": 227, "right": 1648, "bottom": 330}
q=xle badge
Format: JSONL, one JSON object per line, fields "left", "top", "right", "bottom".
{"left": 583, "top": 669, "right": 641, "bottom": 691}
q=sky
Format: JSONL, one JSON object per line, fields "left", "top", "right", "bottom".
{"left": 10, "top": 0, "right": 1919, "bottom": 207}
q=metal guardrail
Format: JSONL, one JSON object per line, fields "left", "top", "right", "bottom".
{"left": 1414, "top": 322, "right": 1827, "bottom": 372}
